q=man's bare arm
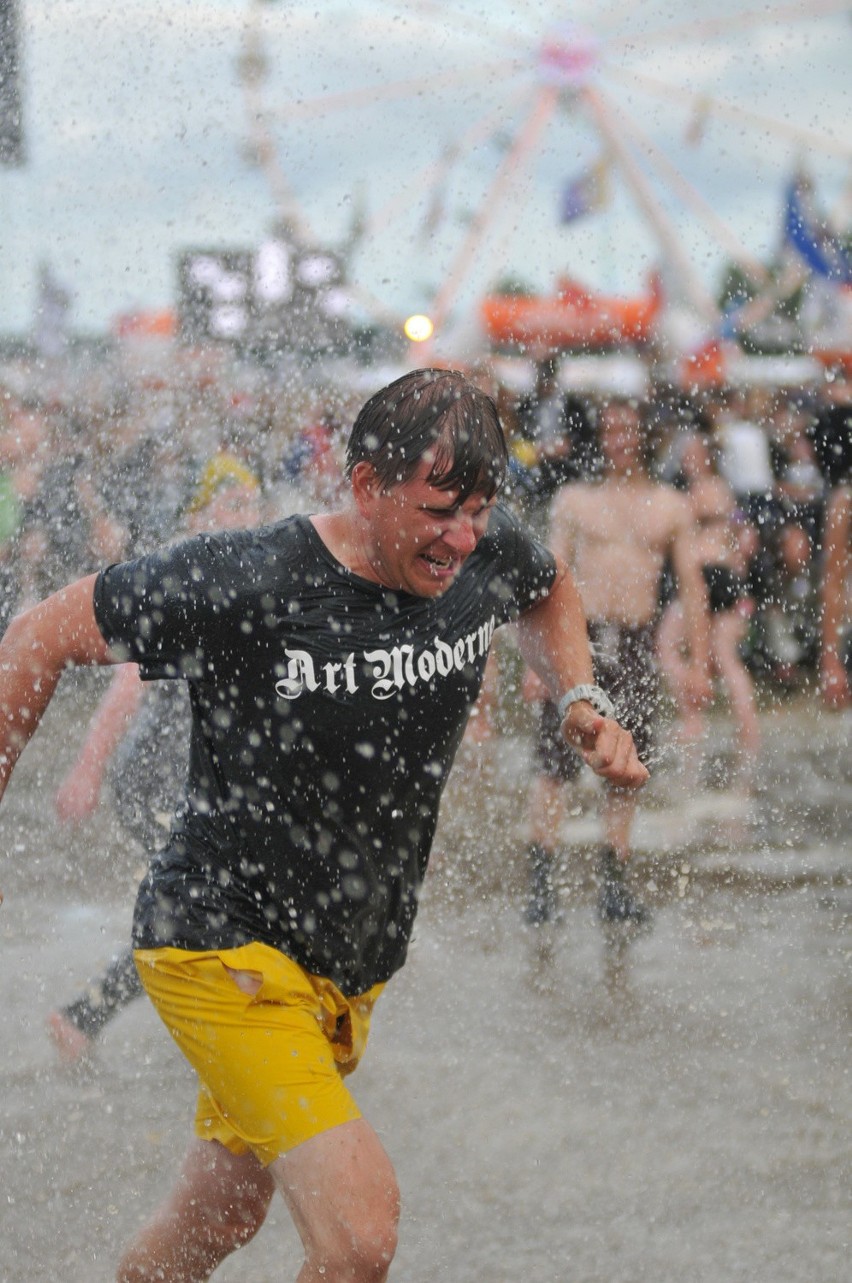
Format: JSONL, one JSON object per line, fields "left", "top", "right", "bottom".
{"left": 515, "top": 559, "right": 648, "bottom": 788}
{"left": 0, "top": 575, "right": 115, "bottom": 802}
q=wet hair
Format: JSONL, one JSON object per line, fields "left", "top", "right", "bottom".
{"left": 345, "top": 368, "right": 508, "bottom": 501}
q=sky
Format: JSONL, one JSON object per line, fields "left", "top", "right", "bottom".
{"left": 1, "top": 0, "right": 850, "bottom": 340}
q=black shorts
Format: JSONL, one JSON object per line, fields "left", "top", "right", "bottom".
{"left": 703, "top": 563, "right": 747, "bottom": 614}
{"left": 534, "top": 621, "right": 659, "bottom": 782}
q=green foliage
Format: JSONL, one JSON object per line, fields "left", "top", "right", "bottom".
{"left": 489, "top": 275, "right": 536, "bottom": 298}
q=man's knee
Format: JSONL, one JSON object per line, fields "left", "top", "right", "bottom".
{"left": 309, "top": 1174, "right": 400, "bottom": 1283}
{"left": 323, "top": 1201, "right": 400, "bottom": 1282}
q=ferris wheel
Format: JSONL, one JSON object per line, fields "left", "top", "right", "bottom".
{"left": 236, "top": 0, "right": 852, "bottom": 354}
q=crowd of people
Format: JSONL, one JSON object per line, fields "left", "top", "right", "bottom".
{"left": 506, "top": 364, "right": 850, "bottom": 692}
{"left": 0, "top": 348, "right": 848, "bottom": 1280}
{"left": 500, "top": 361, "right": 849, "bottom": 924}
{"left": 1, "top": 352, "right": 848, "bottom": 690}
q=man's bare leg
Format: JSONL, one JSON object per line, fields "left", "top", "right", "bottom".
{"left": 273, "top": 1117, "right": 400, "bottom": 1283}
{"left": 601, "top": 785, "right": 637, "bottom": 864}
{"left": 598, "top": 787, "right": 648, "bottom": 926}
{"left": 117, "top": 1139, "right": 275, "bottom": 1283}
{"left": 712, "top": 611, "right": 760, "bottom": 793}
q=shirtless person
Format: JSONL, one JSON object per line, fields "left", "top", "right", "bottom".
{"left": 656, "top": 428, "right": 761, "bottom": 794}
{"left": 524, "top": 398, "right": 711, "bottom": 928}
{"left": 819, "top": 481, "right": 851, "bottom": 709}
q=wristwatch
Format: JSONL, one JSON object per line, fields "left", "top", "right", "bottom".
{"left": 557, "top": 683, "right": 616, "bottom": 722}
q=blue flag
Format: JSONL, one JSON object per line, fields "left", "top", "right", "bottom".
{"left": 560, "top": 156, "right": 608, "bottom": 224}
{"left": 783, "top": 176, "right": 852, "bottom": 285}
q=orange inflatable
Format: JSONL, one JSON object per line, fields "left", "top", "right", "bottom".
{"left": 481, "top": 277, "right": 661, "bottom": 350}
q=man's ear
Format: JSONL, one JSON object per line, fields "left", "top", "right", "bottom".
{"left": 350, "top": 461, "right": 381, "bottom": 516}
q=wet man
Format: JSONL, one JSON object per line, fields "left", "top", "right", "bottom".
{"left": 0, "top": 369, "right": 646, "bottom": 1283}
{"left": 812, "top": 378, "right": 852, "bottom": 710}
{"left": 524, "top": 397, "right": 710, "bottom": 927}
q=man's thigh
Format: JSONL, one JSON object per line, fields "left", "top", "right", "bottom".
{"left": 273, "top": 1118, "right": 400, "bottom": 1263}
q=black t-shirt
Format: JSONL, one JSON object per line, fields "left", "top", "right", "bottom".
{"left": 93, "top": 506, "right": 556, "bottom": 994}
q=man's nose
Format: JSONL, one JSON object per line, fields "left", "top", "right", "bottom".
{"left": 440, "top": 512, "right": 478, "bottom": 554}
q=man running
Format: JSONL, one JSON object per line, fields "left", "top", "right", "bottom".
{"left": 0, "top": 368, "right": 646, "bottom": 1283}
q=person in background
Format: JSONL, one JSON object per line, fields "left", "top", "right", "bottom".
{"left": 511, "top": 359, "right": 597, "bottom": 530}
{"left": 0, "top": 395, "right": 48, "bottom": 632}
{"left": 522, "top": 397, "right": 710, "bottom": 929}
{"left": 819, "top": 482, "right": 851, "bottom": 708}
{"left": 656, "top": 427, "right": 761, "bottom": 795}
{"left": 810, "top": 371, "right": 852, "bottom": 708}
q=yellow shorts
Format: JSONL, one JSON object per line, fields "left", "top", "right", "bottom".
{"left": 134, "top": 942, "right": 384, "bottom": 1165}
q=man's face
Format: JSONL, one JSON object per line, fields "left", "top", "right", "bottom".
{"left": 354, "top": 455, "right": 496, "bottom": 598}
{"left": 599, "top": 403, "right": 643, "bottom": 476}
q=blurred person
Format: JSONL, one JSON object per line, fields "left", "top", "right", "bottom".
{"left": 810, "top": 371, "right": 852, "bottom": 707}
{"left": 760, "top": 513, "right": 821, "bottom": 687}
{"left": 0, "top": 395, "right": 49, "bottom": 631}
{"left": 24, "top": 403, "right": 127, "bottom": 596}
{"left": 0, "top": 369, "right": 646, "bottom": 1283}
{"left": 769, "top": 394, "right": 824, "bottom": 543}
{"left": 102, "top": 394, "right": 198, "bottom": 556}
{"left": 656, "top": 428, "right": 761, "bottom": 795}
{"left": 705, "top": 388, "right": 788, "bottom": 678}
{"left": 510, "top": 359, "right": 597, "bottom": 530}
{"left": 274, "top": 403, "right": 348, "bottom": 510}
{"left": 819, "top": 482, "right": 851, "bottom": 708}
{"left": 713, "top": 385, "right": 779, "bottom": 570}
{"left": 522, "top": 398, "right": 710, "bottom": 928}
{"left": 47, "top": 471, "right": 264, "bottom": 1064}
{"left": 715, "top": 386, "right": 776, "bottom": 519}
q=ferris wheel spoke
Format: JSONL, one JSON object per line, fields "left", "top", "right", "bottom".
{"left": 597, "top": 85, "right": 773, "bottom": 284}
{"left": 262, "top": 59, "right": 527, "bottom": 123}
{"left": 607, "top": 0, "right": 849, "bottom": 51}
{"left": 606, "top": 65, "right": 852, "bottom": 161}
{"left": 579, "top": 84, "right": 718, "bottom": 321}
{"left": 431, "top": 85, "right": 561, "bottom": 334}
{"left": 240, "top": 85, "right": 315, "bottom": 241}
{"left": 360, "top": 83, "right": 532, "bottom": 243}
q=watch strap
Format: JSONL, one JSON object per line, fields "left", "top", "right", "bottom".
{"left": 557, "top": 683, "right": 616, "bottom": 722}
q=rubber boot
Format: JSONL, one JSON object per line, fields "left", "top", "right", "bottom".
{"left": 597, "top": 846, "right": 649, "bottom": 926}
{"left": 524, "top": 843, "right": 559, "bottom": 926}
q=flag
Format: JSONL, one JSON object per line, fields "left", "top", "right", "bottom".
{"left": 684, "top": 95, "right": 710, "bottom": 148}
{"left": 783, "top": 174, "right": 852, "bottom": 285}
{"left": 559, "top": 155, "right": 609, "bottom": 224}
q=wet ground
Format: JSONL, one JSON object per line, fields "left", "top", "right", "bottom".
{"left": 1, "top": 672, "right": 850, "bottom": 1282}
